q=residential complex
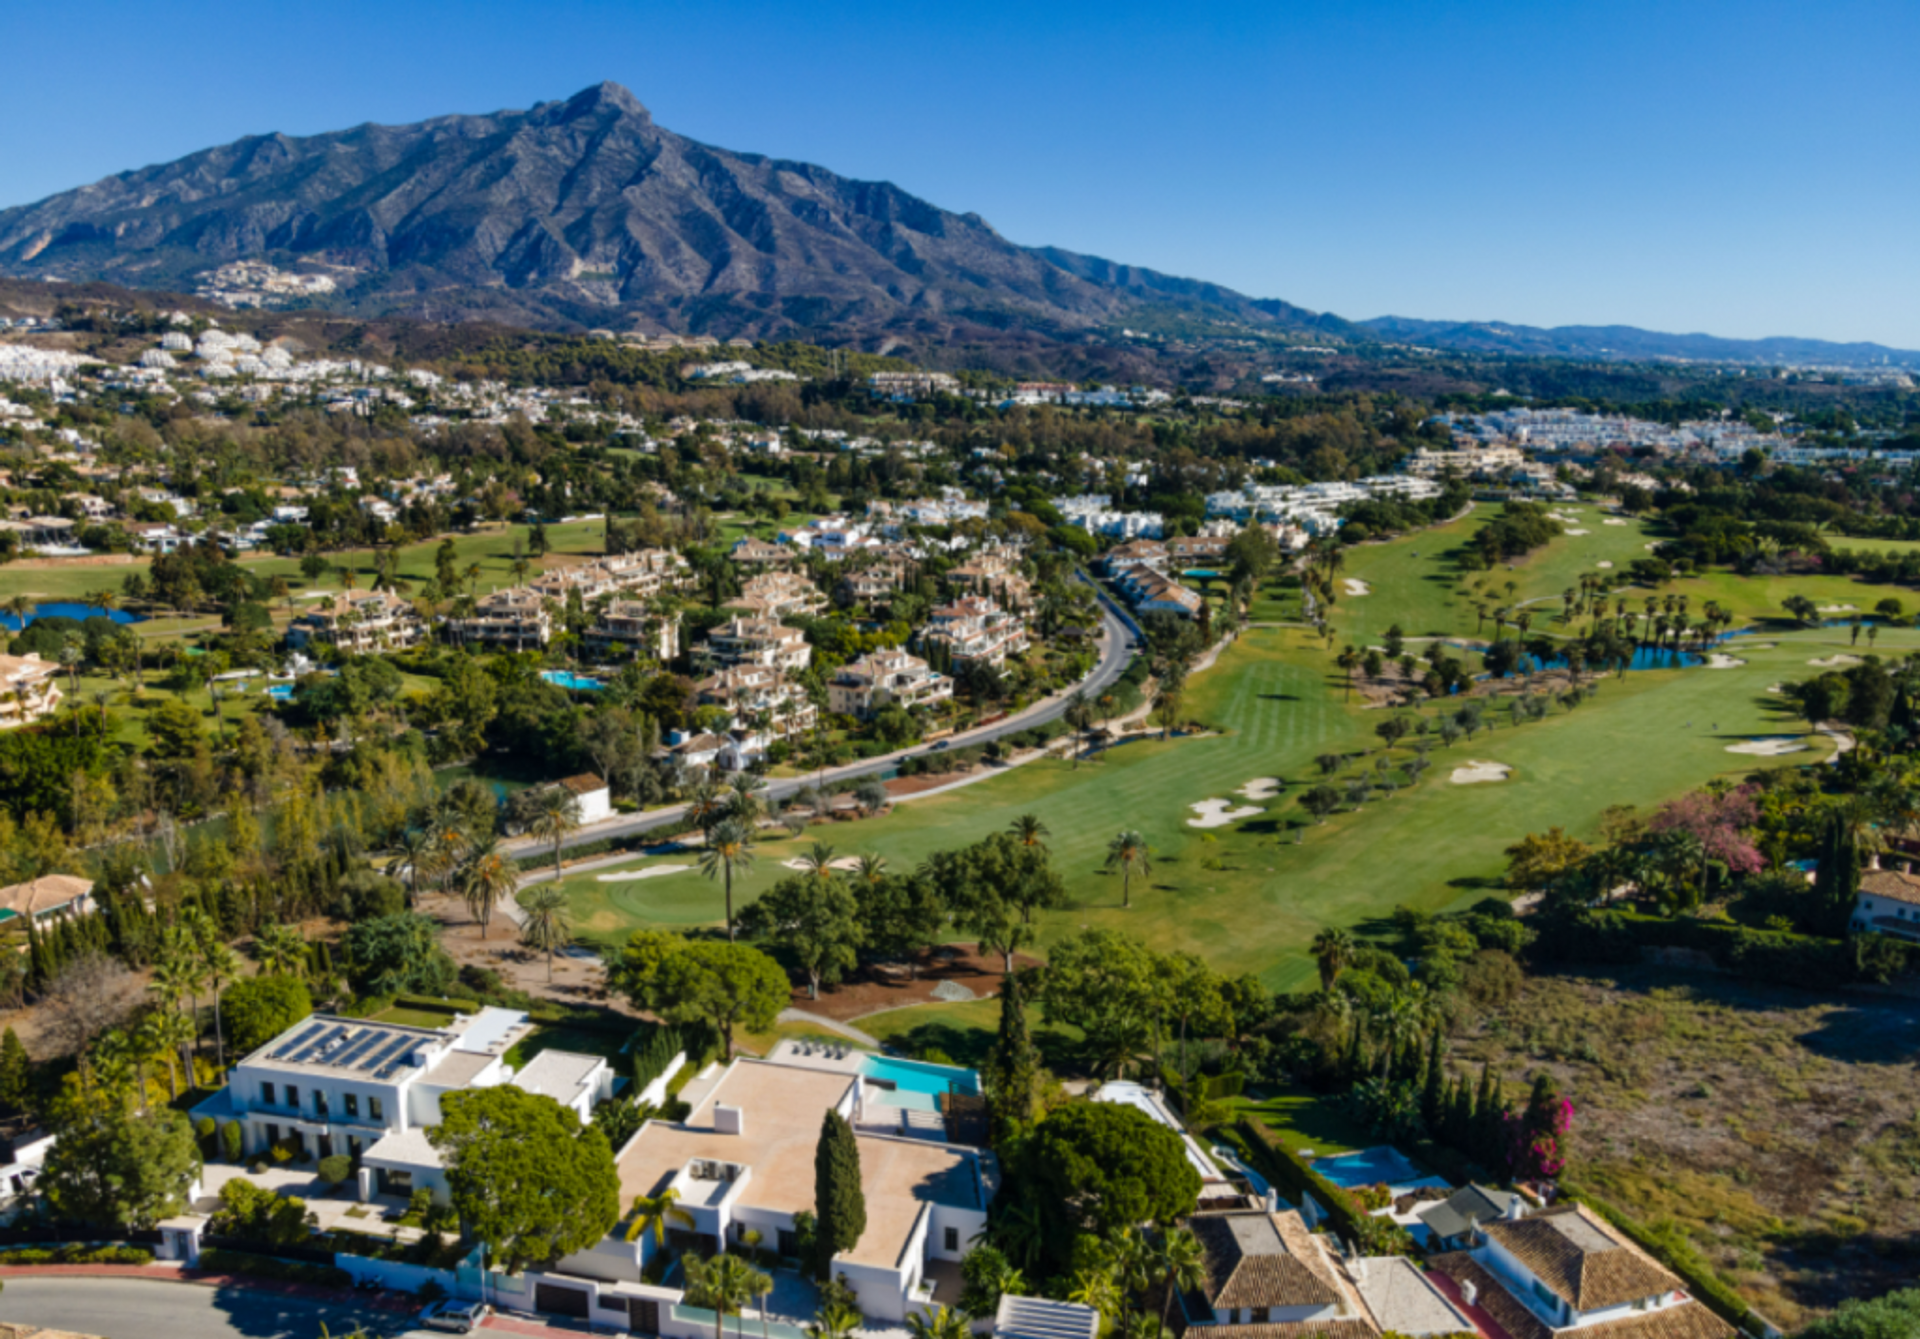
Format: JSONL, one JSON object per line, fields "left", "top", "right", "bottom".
{"left": 921, "top": 597, "right": 1030, "bottom": 668}
{"left": 0, "top": 653, "right": 63, "bottom": 728}
{"left": 286, "top": 591, "right": 426, "bottom": 654}
{"left": 829, "top": 649, "right": 953, "bottom": 718}
{"left": 443, "top": 588, "right": 553, "bottom": 648}
{"left": 696, "top": 665, "right": 819, "bottom": 739}
{"left": 702, "top": 617, "right": 812, "bottom": 672}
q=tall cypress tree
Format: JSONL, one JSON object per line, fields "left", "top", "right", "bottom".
{"left": 1420, "top": 1037, "right": 1446, "bottom": 1130}
{"left": 0, "top": 1027, "right": 31, "bottom": 1115}
{"left": 812, "top": 1109, "right": 866, "bottom": 1279}
{"left": 987, "top": 971, "right": 1038, "bottom": 1141}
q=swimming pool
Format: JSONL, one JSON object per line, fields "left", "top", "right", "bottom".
{"left": 265, "top": 684, "right": 294, "bottom": 702}
{"left": 1312, "top": 1145, "right": 1441, "bottom": 1191}
{"left": 861, "top": 1055, "right": 981, "bottom": 1112}
{"left": 0, "top": 603, "right": 148, "bottom": 632}
{"left": 1183, "top": 569, "right": 1223, "bottom": 580}
{"left": 541, "top": 670, "right": 606, "bottom": 691}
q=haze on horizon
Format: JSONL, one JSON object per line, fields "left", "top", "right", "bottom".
{"left": 0, "top": 0, "right": 1913, "bottom": 350}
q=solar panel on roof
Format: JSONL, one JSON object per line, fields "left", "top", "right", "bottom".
{"left": 332, "top": 1032, "right": 383, "bottom": 1068}
{"left": 295, "top": 1024, "right": 349, "bottom": 1063}
{"left": 269, "top": 1023, "right": 324, "bottom": 1059}
{"left": 370, "top": 1035, "right": 417, "bottom": 1077}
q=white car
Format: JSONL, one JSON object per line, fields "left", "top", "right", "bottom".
{"left": 420, "top": 1299, "right": 491, "bottom": 1333}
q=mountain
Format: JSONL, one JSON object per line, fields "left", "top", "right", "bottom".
{"left": 0, "top": 82, "right": 1351, "bottom": 354}
{"left": 0, "top": 82, "right": 1909, "bottom": 370}
{"left": 1359, "top": 315, "right": 1920, "bottom": 369}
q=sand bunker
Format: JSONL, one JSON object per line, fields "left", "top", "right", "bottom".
{"left": 596, "top": 864, "right": 692, "bottom": 882}
{"left": 1704, "top": 654, "right": 1746, "bottom": 669}
{"left": 1808, "top": 654, "right": 1863, "bottom": 669}
{"left": 1726, "top": 737, "right": 1809, "bottom": 757}
{"left": 1450, "top": 760, "right": 1511, "bottom": 784}
{"left": 1236, "top": 777, "right": 1283, "bottom": 801}
{"left": 1343, "top": 579, "right": 1372, "bottom": 596}
{"left": 1604, "top": 518, "right": 1631, "bottom": 526}
{"left": 1565, "top": 528, "right": 1590, "bottom": 536}
{"left": 1745, "top": 642, "right": 1776, "bottom": 650}
{"left": 1595, "top": 561, "right": 1614, "bottom": 569}
{"left": 1767, "top": 683, "right": 1785, "bottom": 694}
{"left": 1644, "top": 543, "right": 1661, "bottom": 551}
{"left": 781, "top": 855, "right": 865, "bottom": 872}
{"left": 1188, "top": 799, "right": 1263, "bottom": 828}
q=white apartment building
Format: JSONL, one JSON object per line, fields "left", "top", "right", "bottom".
{"left": 0, "top": 654, "right": 63, "bottom": 728}
{"left": 921, "top": 598, "right": 1030, "bottom": 668}
{"left": 728, "top": 570, "right": 828, "bottom": 620}
{"left": 286, "top": 591, "right": 426, "bottom": 654}
{"left": 587, "top": 600, "right": 681, "bottom": 661}
{"left": 829, "top": 649, "right": 953, "bottom": 718}
{"left": 696, "top": 665, "right": 819, "bottom": 739}
{"left": 703, "top": 617, "right": 812, "bottom": 672}
{"left": 444, "top": 588, "right": 553, "bottom": 649}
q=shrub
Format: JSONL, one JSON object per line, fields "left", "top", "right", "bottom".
{"left": 223, "top": 974, "right": 315, "bottom": 1056}
{"left": 220, "top": 1120, "right": 244, "bottom": 1163}
{"left": 317, "top": 1155, "right": 352, "bottom": 1188}
{"left": 0, "top": 1244, "right": 154, "bottom": 1266}
{"left": 194, "top": 1115, "right": 217, "bottom": 1149}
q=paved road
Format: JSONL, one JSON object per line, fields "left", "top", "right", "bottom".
{"left": 526, "top": 578, "right": 1138, "bottom": 861}
{"left": 0, "top": 1275, "right": 428, "bottom": 1339}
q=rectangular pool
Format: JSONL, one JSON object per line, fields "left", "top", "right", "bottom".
{"left": 1311, "top": 1145, "right": 1438, "bottom": 1191}
{"left": 861, "top": 1055, "right": 980, "bottom": 1112}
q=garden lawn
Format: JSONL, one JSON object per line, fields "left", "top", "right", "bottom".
{"left": 1227, "top": 1082, "right": 1372, "bottom": 1157}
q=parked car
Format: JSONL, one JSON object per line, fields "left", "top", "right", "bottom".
{"left": 420, "top": 1300, "right": 491, "bottom": 1333}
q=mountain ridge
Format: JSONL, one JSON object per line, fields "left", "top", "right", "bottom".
{"left": 1, "top": 82, "right": 1911, "bottom": 369}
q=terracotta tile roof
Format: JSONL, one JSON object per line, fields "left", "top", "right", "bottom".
{"left": 1428, "top": 1253, "right": 1549, "bottom": 1339}
{"left": 1860, "top": 868, "right": 1920, "bottom": 908}
{"left": 1483, "top": 1205, "right": 1679, "bottom": 1311}
{"left": 1187, "top": 1322, "right": 1377, "bottom": 1339}
{"left": 1429, "top": 1245, "right": 1731, "bottom": 1339}
{"left": 1190, "top": 1212, "right": 1341, "bottom": 1311}
{"left": 557, "top": 774, "right": 607, "bottom": 797}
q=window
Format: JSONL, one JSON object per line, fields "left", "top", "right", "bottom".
{"left": 369, "top": 1095, "right": 384, "bottom": 1122}
{"left": 943, "top": 1226, "right": 959, "bottom": 1253}
{"left": 343, "top": 1093, "right": 359, "bottom": 1118}
{"left": 285, "top": 1085, "right": 299, "bottom": 1110}
{"left": 314, "top": 1092, "right": 329, "bottom": 1117}
{"left": 261, "top": 1081, "right": 276, "bottom": 1106}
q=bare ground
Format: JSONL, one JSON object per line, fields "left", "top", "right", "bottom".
{"left": 1448, "top": 965, "right": 1920, "bottom": 1325}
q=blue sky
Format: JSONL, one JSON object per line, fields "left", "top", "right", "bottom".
{"left": 2, "top": 0, "right": 1916, "bottom": 347}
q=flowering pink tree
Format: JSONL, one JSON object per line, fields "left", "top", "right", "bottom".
{"left": 1648, "top": 786, "right": 1764, "bottom": 876}
{"left": 1506, "top": 1074, "right": 1574, "bottom": 1182}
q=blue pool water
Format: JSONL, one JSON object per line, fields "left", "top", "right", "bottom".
{"left": 1183, "top": 569, "right": 1224, "bottom": 580}
{"left": 1312, "top": 1146, "right": 1433, "bottom": 1189}
{"left": 861, "top": 1055, "right": 981, "bottom": 1112}
{"left": 265, "top": 684, "right": 294, "bottom": 702}
{"left": 0, "top": 603, "right": 147, "bottom": 632}
{"left": 541, "top": 670, "right": 606, "bottom": 691}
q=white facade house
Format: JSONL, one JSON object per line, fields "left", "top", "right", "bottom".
{"left": 191, "top": 1009, "right": 613, "bottom": 1206}
{"left": 1852, "top": 866, "right": 1920, "bottom": 942}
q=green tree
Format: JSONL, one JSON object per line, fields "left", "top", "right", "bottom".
{"left": 250, "top": 924, "right": 308, "bottom": 978}
{"left": 629, "top": 939, "right": 789, "bottom": 1059}
{"left": 1309, "top": 927, "right": 1354, "bottom": 992}
{"left": 345, "top": 913, "right": 455, "bottom": 996}
{"left": 430, "top": 1085, "right": 620, "bottom": 1275}
{"left": 1152, "top": 1227, "right": 1208, "bottom": 1330}
{"left": 0, "top": 1027, "right": 31, "bottom": 1114}
{"left": 984, "top": 970, "right": 1039, "bottom": 1139}
{"left": 459, "top": 836, "right": 518, "bottom": 940}
{"left": 40, "top": 1099, "right": 200, "bottom": 1230}
{"left": 812, "top": 1109, "right": 866, "bottom": 1278}
{"left": 1039, "top": 929, "right": 1162, "bottom": 1079}
{"left": 221, "top": 974, "right": 312, "bottom": 1056}
{"left": 623, "top": 1185, "right": 694, "bottom": 1246}
{"left": 1797, "top": 1288, "right": 1920, "bottom": 1339}
{"left": 1017, "top": 1102, "right": 1200, "bottom": 1266}
{"left": 518, "top": 884, "right": 575, "bottom": 982}
{"left": 1103, "top": 830, "right": 1152, "bottom": 910}
{"left": 701, "top": 818, "right": 758, "bottom": 944}
{"left": 685, "top": 1251, "right": 773, "bottom": 1339}
{"left": 526, "top": 786, "right": 583, "bottom": 885}
{"left": 922, "top": 833, "right": 1066, "bottom": 973}
{"left": 905, "top": 1309, "right": 972, "bottom": 1339}
{"left": 755, "top": 875, "right": 862, "bottom": 1000}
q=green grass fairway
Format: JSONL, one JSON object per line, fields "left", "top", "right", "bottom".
{"left": 556, "top": 618, "right": 1839, "bottom": 1000}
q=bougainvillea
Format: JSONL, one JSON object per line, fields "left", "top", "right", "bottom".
{"left": 1647, "top": 786, "right": 1764, "bottom": 875}
{"left": 1505, "top": 1073, "right": 1575, "bottom": 1181}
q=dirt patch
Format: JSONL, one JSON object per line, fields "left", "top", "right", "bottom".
{"left": 1448, "top": 967, "right": 1920, "bottom": 1323}
{"left": 885, "top": 768, "right": 986, "bottom": 799}
{"left": 792, "top": 943, "right": 1042, "bottom": 1021}
{"left": 2, "top": 553, "right": 141, "bottom": 570}
{"left": 421, "top": 888, "right": 627, "bottom": 1011}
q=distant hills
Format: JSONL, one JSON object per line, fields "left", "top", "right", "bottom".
{"left": 0, "top": 82, "right": 1911, "bottom": 370}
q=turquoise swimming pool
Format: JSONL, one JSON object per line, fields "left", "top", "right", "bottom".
{"left": 861, "top": 1055, "right": 981, "bottom": 1112}
{"left": 541, "top": 670, "right": 606, "bottom": 691}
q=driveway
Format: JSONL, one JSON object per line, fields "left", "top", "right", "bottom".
{"left": 0, "top": 1275, "right": 426, "bottom": 1338}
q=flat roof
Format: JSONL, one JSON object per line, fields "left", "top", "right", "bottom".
{"left": 617, "top": 1059, "right": 981, "bottom": 1269}
{"left": 240, "top": 1014, "right": 449, "bottom": 1081}
{"left": 514, "top": 1050, "right": 602, "bottom": 1103}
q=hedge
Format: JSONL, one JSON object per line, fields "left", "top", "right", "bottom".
{"left": 0, "top": 1244, "right": 153, "bottom": 1265}
{"left": 1561, "top": 1186, "right": 1765, "bottom": 1335}
{"left": 1234, "top": 1120, "right": 1410, "bottom": 1254}
{"left": 1537, "top": 909, "right": 1875, "bottom": 987}
{"left": 196, "top": 1247, "right": 352, "bottom": 1289}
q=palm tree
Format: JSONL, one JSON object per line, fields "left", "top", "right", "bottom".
{"left": 700, "top": 819, "right": 758, "bottom": 942}
{"left": 252, "top": 924, "right": 308, "bottom": 978}
{"left": 518, "top": 885, "right": 574, "bottom": 981}
{"left": 146, "top": 945, "right": 202, "bottom": 1079}
{"left": 623, "top": 1185, "right": 694, "bottom": 1246}
{"left": 854, "top": 853, "right": 888, "bottom": 887}
{"left": 1008, "top": 813, "right": 1050, "bottom": 849}
{"left": 1068, "top": 1268, "right": 1123, "bottom": 1330}
{"left": 1105, "top": 1227, "right": 1154, "bottom": 1309}
{"left": 1310, "top": 926, "right": 1354, "bottom": 992}
{"left": 1153, "top": 1228, "right": 1208, "bottom": 1331}
{"left": 727, "top": 773, "right": 768, "bottom": 826}
{"left": 395, "top": 826, "right": 435, "bottom": 906}
{"left": 459, "top": 836, "right": 519, "bottom": 939}
{"left": 684, "top": 1251, "right": 771, "bottom": 1339}
{"left": 1104, "top": 830, "right": 1151, "bottom": 909}
{"left": 148, "top": 1008, "right": 194, "bottom": 1102}
{"left": 686, "top": 777, "right": 728, "bottom": 836}
{"left": 798, "top": 841, "right": 839, "bottom": 883}
{"left": 197, "top": 937, "right": 241, "bottom": 1076}
{"left": 527, "top": 786, "right": 584, "bottom": 884}
{"left": 905, "top": 1308, "right": 972, "bottom": 1339}
{"left": 807, "top": 1299, "right": 861, "bottom": 1339}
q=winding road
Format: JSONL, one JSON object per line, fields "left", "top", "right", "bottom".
{"left": 522, "top": 578, "right": 1139, "bottom": 862}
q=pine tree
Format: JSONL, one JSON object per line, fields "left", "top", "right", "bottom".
{"left": 0, "top": 1027, "right": 31, "bottom": 1114}
{"left": 986, "top": 971, "right": 1038, "bottom": 1140}
{"left": 812, "top": 1109, "right": 866, "bottom": 1278}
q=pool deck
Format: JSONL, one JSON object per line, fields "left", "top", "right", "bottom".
{"left": 766, "top": 1038, "right": 865, "bottom": 1075}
